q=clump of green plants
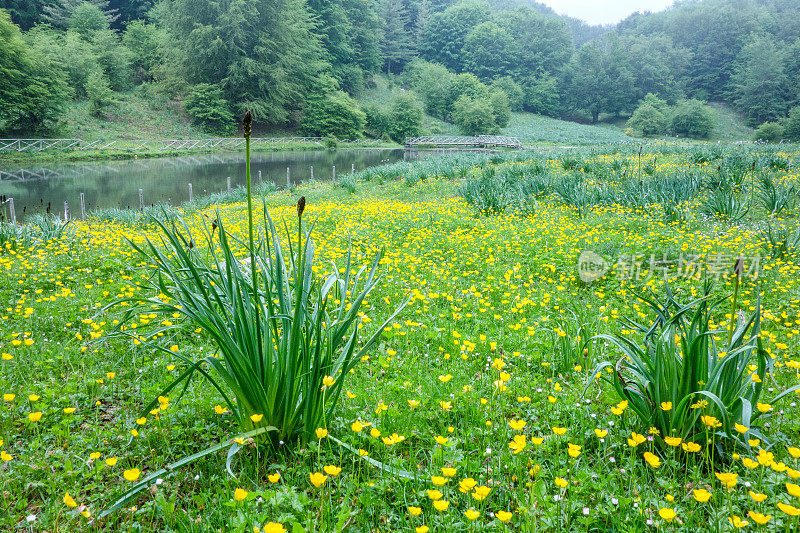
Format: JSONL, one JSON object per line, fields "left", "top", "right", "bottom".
{"left": 760, "top": 223, "right": 800, "bottom": 259}
{"left": 589, "top": 282, "right": 799, "bottom": 452}
{"left": 758, "top": 173, "right": 796, "bottom": 216}
{"left": 701, "top": 189, "right": 749, "bottom": 222}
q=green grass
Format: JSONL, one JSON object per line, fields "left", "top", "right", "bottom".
{"left": 707, "top": 103, "right": 755, "bottom": 141}
{"left": 502, "top": 112, "right": 634, "bottom": 145}
{"left": 3, "top": 144, "right": 800, "bottom": 531}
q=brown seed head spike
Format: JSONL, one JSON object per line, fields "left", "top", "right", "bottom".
{"left": 243, "top": 110, "right": 252, "bottom": 139}
{"left": 297, "top": 196, "right": 306, "bottom": 218}
{"left": 733, "top": 257, "right": 744, "bottom": 279}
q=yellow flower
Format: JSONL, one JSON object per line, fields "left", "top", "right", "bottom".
{"left": 435, "top": 435, "right": 449, "bottom": 445}
{"left": 28, "top": 394, "right": 39, "bottom": 402}
{"left": 644, "top": 452, "right": 661, "bottom": 468}
{"left": 459, "top": 478, "right": 477, "bottom": 493}
{"left": 756, "top": 402, "right": 772, "bottom": 413}
{"left": 234, "top": 488, "right": 248, "bottom": 501}
{"left": 370, "top": 427, "right": 381, "bottom": 438}
{"left": 28, "top": 412, "right": 42, "bottom": 422}
{"left": 89, "top": 452, "right": 101, "bottom": 460}
{"left": 660, "top": 402, "right": 672, "bottom": 411}
{"left": 693, "top": 489, "right": 711, "bottom": 503}
{"left": 567, "top": 443, "right": 581, "bottom": 458}
{"left": 268, "top": 473, "right": 281, "bottom": 483}
{"left": 431, "top": 476, "right": 448, "bottom": 486}
{"left": 464, "top": 509, "right": 480, "bottom": 520}
{"left": 427, "top": 489, "right": 443, "bottom": 501}
{"left": 322, "top": 375, "right": 336, "bottom": 388}
{"left": 787, "top": 482, "right": 800, "bottom": 498}
{"left": 496, "top": 511, "right": 512, "bottom": 523}
{"left": 438, "top": 374, "right": 452, "bottom": 383}
{"left": 715, "top": 472, "right": 737, "bottom": 488}
{"left": 748, "top": 490, "right": 767, "bottom": 503}
{"left": 664, "top": 436, "right": 682, "bottom": 447}
{"left": 263, "top": 523, "right": 286, "bottom": 533}
{"left": 136, "top": 417, "right": 147, "bottom": 425}
{"left": 309, "top": 472, "right": 327, "bottom": 487}
{"left": 742, "top": 457, "right": 759, "bottom": 469}
{"left": 734, "top": 423, "right": 748, "bottom": 434}
{"left": 788, "top": 446, "right": 800, "bottom": 458}
{"left": 63, "top": 407, "right": 76, "bottom": 414}
{"left": 407, "top": 400, "right": 420, "bottom": 409}
{"left": 433, "top": 500, "right": 449, "bottom": 511}
{"left": 778, "top": 502, "right": 800, "bottom": 516}
{"left": 594, "top": 429, "right": 608, "bottom": 438}
{"left": 3, "top": 394, "right": 14, "bottom": 402}
{"left": 728, "top": 515, "right": 749, "bottom": 528}
{"left": 0, "top": 450, "right": 12, "bottom": 461}
{"left": 106, "top": 457, "right": 118, "bottom": 466}
{"left": 472, "top": 486, "right": 491, "bottom": 501}
{"left": 439, "top": 400, "right": 452, "bottom": 411}
{"left": 250, "top": 414, "right": 263, "bottom": 423}
{"left": 747, "top": 511, "right": 771, "bottom": 525}
{"left": 214, "top": 405, "right": 228, "bottom": 414}
{"left": 323, "top": 465, "right": 341, "bottom": 476}
{"left": 508, "top": 419, "right": 526, "bottom": 430}
{"left": 552, "top": 427, "right": 567, "bottom": 435}
{"left": 415, "top": 527, "right": 429, "bottom": 533}
{"left": 701, "top": 415, "right": 721, "bottom": 428}
{"left": 315, "top": 428, "right": 328, "bottom": 439}
{"left": 408, "top": 506, "right": 422, "bottom": 516}
{"left": 441, "top": 467, "right": 457, "bottom": 477}
{"left": 124, "top": 468, "right": 141, "bottom": 482}
{"left": 64, "top": 492, "right": 78, "bottom": 507}
{"left": 658, "top": 508, "right": 676, "bottom": 522}
{"left": 555, "top": 477, "right": 568, "bottom": 488}
{"left": 627, "top": 432, "right": 646, "bottom": 447}
{"left": 682, "top": 442, "right": 701, "bottom": 453}
{"left": 351, "top": 420, "right": 363, "bottom": 432}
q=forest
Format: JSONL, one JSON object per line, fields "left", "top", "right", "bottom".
{"left": 1, "top": 0, "right": 800, "bottom": 141}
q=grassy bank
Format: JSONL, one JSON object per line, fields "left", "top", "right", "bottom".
{"left": 2, "top": 145, "right": 800, "bottom": 531}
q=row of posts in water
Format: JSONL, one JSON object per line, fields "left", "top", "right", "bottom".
{"left": 1, "top": 164, "right": 349, "bottom": 225}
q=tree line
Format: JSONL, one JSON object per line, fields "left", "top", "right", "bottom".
{"left": 1, "top": 0, "right": 799, "bottom": 140}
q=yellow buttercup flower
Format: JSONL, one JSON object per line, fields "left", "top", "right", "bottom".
{"left": 64, "top": 492, "right": 78, "bottom": 507}
{"left": 408, "top": 506, "right": 422, "bottom": 516}
{"left": 496, "top": 510, "right": 512, "bottom": 522}
{"left": 747, "top": 511, "right": 770, "bottom": 525}
{"left": 234, "top": 488, "right": 248, "bottom": 501}
{"left": 693, "top": 489, "right": 711, "bottom": 503}
{"left": 309, "top": 472, "right": 327, "bottom": 487}
{"left": 124, "top": 468, "right": 141, "bottom": 482}
{"left": 658, "top": 508, "right": 676, "bottom": 522}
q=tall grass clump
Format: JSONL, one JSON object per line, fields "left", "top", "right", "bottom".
{"left": 758, "top": 173, "right": 796, "bottom": 216}
{"left": 109, "top": 111, "right": 407, "bottom": 443}
{"left": 589, "top": 281, "right": 799, "bottom": 452}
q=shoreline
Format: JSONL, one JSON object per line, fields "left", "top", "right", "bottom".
{"left": 0, "top": 141, "right": 403, "bottom": 164}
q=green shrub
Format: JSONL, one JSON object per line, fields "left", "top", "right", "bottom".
{"left": 388, "top": 92, "right": 423, "bottom": 143}
{"left": 753, "top": 122, "right": 785, "bottom": 143}
{"left": 363, "top": 104, "right": 391, "bottom": 139}
{"left": 452, "top": 96, "right": 496, "bottom": 135}
{"left": 627, "top": 94, "right": 669, "bottom": 136}
{"left": 490, "top": 76, "right": 524, "bottom": 111}
{"left": 489, "top": 91, "right": 511, "bottom": 129}
{"left": 184, "top": 83, "right": 235, "bottom": 136}
{"left": 785, "top": 106, "right": 800, "bottom": 141}
{"left": 670, "top": 99, "right": 715, "bottom": 138}
{"left": 86, "top": 69, "right": 115, "bottom": 116}
{"left": 522, "top": 74, "right": 560, "bottom": 116}
{"left": 302, "top": 90, "right": 365, "bottom": 140}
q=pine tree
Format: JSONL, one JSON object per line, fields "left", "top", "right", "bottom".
{"left": 381, "top": 0, "right": 415, "bottom": 75}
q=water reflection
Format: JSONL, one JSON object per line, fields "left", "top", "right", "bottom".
{"left": 0, "top": 149, "right": 414, "bottom": 219}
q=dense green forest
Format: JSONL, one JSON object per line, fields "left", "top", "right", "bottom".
{"left": 1, "top": 0, "right": 799, "bottom": 140}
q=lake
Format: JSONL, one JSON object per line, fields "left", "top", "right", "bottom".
{"left": 0, "top": 148, "right": 426, "bottom": 220}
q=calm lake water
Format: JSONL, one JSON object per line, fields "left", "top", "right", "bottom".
{"left": 0, "top": 148, "right": 424, "bottom": 220}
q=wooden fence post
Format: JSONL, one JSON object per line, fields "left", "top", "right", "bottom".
{"left": 188, "top": 183, "right": 193, "bottom": 203}
{"left": 139, "top": 189, "right": 144, "bottom": 211}
{"left": 80, "top": 193, "right": 86, "bottom": 220}
{"left": 8, "top": 198, "right": 16, "bottom": 225}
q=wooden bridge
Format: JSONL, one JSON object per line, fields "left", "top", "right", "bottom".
{"left": 405, "top": 135, "right": 523, "bottom": 149}
{"left": 0, "top": 137, "right": 382, "bottom": 153}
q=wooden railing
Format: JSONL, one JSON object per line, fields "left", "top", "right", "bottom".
{"left": 405, "top": 135, "right": 522, "bottom": 148}
{"left": 0, "top": 137, "right": 383, "bottom": 153}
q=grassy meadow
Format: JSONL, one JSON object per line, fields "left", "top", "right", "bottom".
{"left": 2, "top": 144, "right": 800, "bottom": 532}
